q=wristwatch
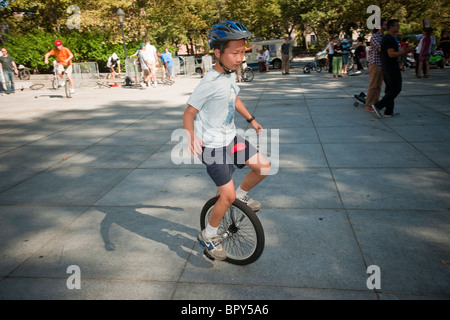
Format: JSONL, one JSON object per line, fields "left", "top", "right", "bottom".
{"left": 247, "top": 115, "right": 255, "bottom": 123}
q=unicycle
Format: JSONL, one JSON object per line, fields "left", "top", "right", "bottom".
{"left": 52, "top": 63, "right": 72, "bottom": 98}
{"left": 63, "top": 71, "right": 72, "bottom": 98}
{"left": 242, "top": 66, "right": 254, "bottom": 82}
{"left": 200, "top": 196, "right": 265, "bottom": 265}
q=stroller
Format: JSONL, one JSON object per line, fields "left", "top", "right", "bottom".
{"left": 429, "top": 49, "right": 445, "bottom": 69}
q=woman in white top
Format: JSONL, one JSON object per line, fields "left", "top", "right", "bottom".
{"left": 326, "top": 38, "right": 335, "bottom": 73}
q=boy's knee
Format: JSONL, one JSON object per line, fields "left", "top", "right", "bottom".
{"left": 255, "top": 160, "right": 271, "bottom": 176}
{"left": 219, "top": 189, "right": 236, "bottom": 205}
{"left": 261, "top": 162, "right": 271, "bottom": 176}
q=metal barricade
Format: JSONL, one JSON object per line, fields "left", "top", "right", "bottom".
{"left": 125, "top": 58, "right": 141, "bottom": 84}
{"left": 155, "top": 66, "right": 165, "bottom": 81}
{"left": 173, "top": 57, "right": 184, "bottom": 75}
{"left": 201, "top": 55, "right": 213, "bottom": 75}
{"left": 72, "top": 62, "right": 99, "bottom": 87}
{"left": 184, "top": 56, "right": 195, "bottom": 74}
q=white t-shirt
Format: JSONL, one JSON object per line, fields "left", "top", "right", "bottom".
{"left": 106, "top": 56, "right": 120, "bottom": 68}
{"left": 187, "top": 69, "right": 240, "bottom": 148}
{"left": 264, "top": 49, "right": 270, "bottom": 62}
{"left": 327, "top": 42, "right": 335, "bottom": 54}
{"left": 138, "top": 50, "right": 152, "bottom": 70}
{"left": 145, "top": 44, "right": 157, "bottom": 62}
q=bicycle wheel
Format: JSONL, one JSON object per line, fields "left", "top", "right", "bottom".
{"left": 303, "top": 65, "right": 310, "bottom": 74}
{"left": 200, "top": 196, "right": 265, "bottom": 265}
{"left": 65, "top": 78, "right": 72, "bottom": 98}
{"left": 243, "top": 68, "right": 254, "bottom": 82}
{"left": 315, "top": 65, "right": 322, "bottom": 73}
{"left": 19, "top": 69, "right": 30, "bottom": 80}
{"left": 30, "top": 83, "right": 44, "bottom": 90}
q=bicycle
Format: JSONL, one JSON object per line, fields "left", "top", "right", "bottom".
{"left": 200, "top": 195, "right": 265, "bottom": 265}
{"left": 157, "top": 78, "right": 174, "bottom": 86}
{"left": 242, "top": 66, "right": 254, "bottom": 82}
{"left": 303, "top": 57, "right": 322, "bottom": 73}
{"left": 317, "top": 58, "right": 328, "bottom": 72}
{"left": 18, "top": 65, "right": 30, "bottom": 80}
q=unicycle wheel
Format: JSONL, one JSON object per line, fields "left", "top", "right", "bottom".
{"left": 200, "top": 196, "right": 265, "bottom": 265}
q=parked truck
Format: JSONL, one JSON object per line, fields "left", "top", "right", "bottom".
{"left": 245, "top": 38, "right": 293, "bottom": 69}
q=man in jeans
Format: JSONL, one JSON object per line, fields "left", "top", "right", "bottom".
{"left": 0, "top": 48, "right": 18, "bottom": 95}
{"left": 371, "top": 20, "right": 414, "bottom": 118}
{"left": 365, "top": 19, "right": 387, "bottom": 113}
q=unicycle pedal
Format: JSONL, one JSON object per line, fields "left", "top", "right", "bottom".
{"left": 204, "top": 249, "right": 215, "bottom": 261}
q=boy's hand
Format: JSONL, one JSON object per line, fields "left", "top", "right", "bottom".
{"left": 187, "top": 131, "right": 204, "bottom": 156}
{"left": 250, "top": 120, "right": 263, "bottom": 135}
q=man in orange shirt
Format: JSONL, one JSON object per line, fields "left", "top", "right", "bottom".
{"left": 44, "top": 40, "right": 75, "bottom": 93}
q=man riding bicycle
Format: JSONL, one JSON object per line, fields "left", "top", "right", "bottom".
{"left": 44, "top": 40, "right": 75, "bottom": 94}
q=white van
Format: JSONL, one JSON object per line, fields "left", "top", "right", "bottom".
{"left": 245, "top": 38, "right": 292, "bottom": 69}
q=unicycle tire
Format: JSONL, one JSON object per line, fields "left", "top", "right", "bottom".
{"left": 65, "top": 80, "right": 72, "bottom": 98}
{"left": 200, "top": 196, "right": 265, "bottom": 265}
{"left": 243, "top": 68, "right": 254, "bottom": 82}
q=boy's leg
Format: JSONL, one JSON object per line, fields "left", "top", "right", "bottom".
{"left": 199, "top": 179, "right": 235, "bottom": 261}
{"left": 209, "top": 179, "right": 236, "bottom": 228}
{"left": 240, "top": 152, "right": 271, "bottom": 193}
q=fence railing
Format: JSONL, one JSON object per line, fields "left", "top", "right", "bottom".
{"left": 72, "top": 62, "right": 100, "bottom": 87}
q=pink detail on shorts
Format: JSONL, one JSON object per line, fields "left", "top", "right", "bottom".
{"left": 231, "top": 142, "right": 247, "bottom": 153}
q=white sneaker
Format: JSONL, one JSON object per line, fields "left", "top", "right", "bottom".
{"left": 237, "top": 195, "right": 262, "bottom": 212}
{"left": 197, "top": 230, "right": 227, "bottom": 261}
{"left": 70, "top": 89, "right": 75, "bottom": 94}
{"left": 59, "top": 81, "right": 65, "bottom": 87}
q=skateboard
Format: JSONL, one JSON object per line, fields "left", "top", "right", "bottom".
{"left": 353, "top": 92, "right": 366, "bottom": 107}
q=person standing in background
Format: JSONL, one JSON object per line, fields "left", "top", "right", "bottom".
{"left": 326, "top": 37, "right": 335, "bottom": 74}
{"left": 281, "top": 37, "right": 290, "bottom": 75}
{"left": 0, "top": 48, "right": 18, "bottom": 95}
{"left": 364, "top": 19, "right": 387, "bottom": 113}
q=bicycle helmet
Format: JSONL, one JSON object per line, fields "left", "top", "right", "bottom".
{"left": 208, "top": 20, "right": 253, "bottom": 50}
{"left": 55, "top": 40, "right": 62, "bottom": 46}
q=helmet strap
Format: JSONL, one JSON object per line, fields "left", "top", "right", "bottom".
{"left": 218, "top": 60, "right": 235, "bottom": 74}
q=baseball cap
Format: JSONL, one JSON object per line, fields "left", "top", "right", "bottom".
{"left": 55, "top": 40, "right": 63, "bottom": 46}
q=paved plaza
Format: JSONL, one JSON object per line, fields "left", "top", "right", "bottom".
{"left": 0, "top": 64, "right": 449, "bottom": 300}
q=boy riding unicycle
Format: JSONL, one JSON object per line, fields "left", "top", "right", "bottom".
{"left": 183, "top": 20, "right": 271, "bottom": 261}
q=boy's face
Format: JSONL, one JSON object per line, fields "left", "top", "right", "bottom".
{"left": 214, "top": 39, "right": 245, "bottom": 72}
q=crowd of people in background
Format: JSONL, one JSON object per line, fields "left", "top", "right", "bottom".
{"left": 1, "top": 23, "right": 449, "bottom": 95}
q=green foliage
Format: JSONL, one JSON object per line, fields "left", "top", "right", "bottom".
{"left": 1, "top": 0, "right": 449, "bottom": 62}
{"left": 2, "top": 30, "right": 141, "bottom": 72}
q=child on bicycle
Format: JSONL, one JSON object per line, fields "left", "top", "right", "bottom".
{"left": 183, "top": 20, "right": 271, "bottom": 261}
{"left": 44, "top": 40, "right": 75, "bottom": 94}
